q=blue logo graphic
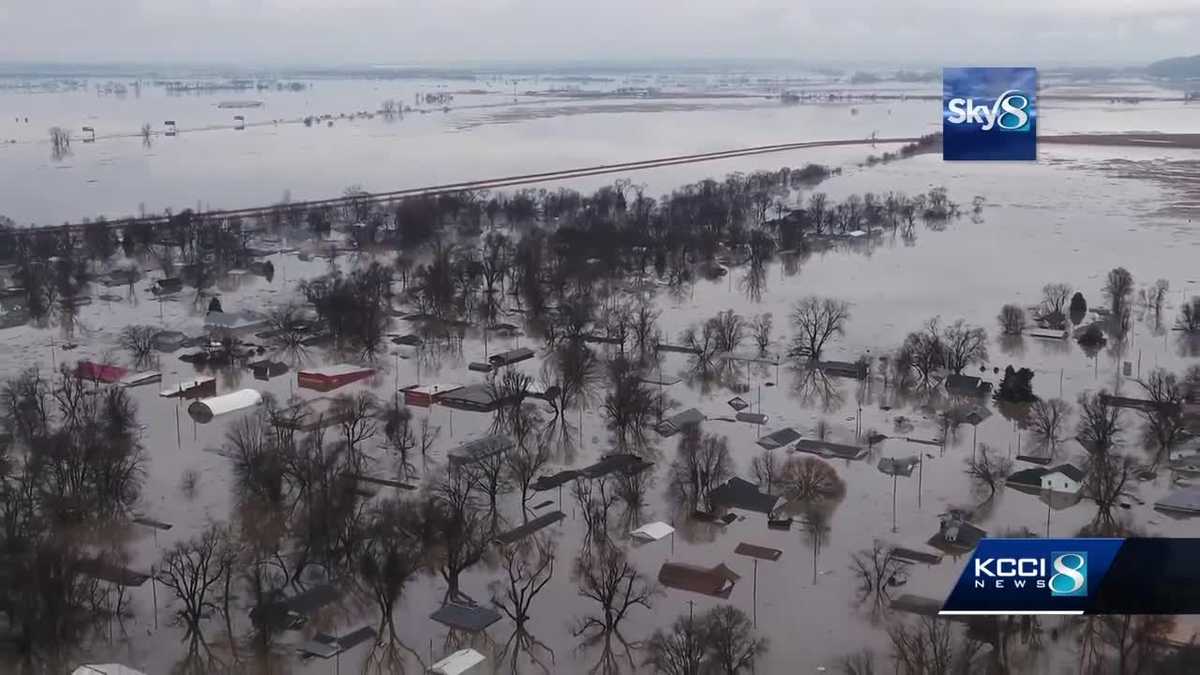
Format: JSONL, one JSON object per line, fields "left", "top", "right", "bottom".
{"left": 943, "top": 67, "right": 1037, "bottom": 160}
{"left": 939, "top": 538, "right": 1122, "bottom": 614}
{"left": 1049, "top": 552, "right": 1088, "bottom": 596}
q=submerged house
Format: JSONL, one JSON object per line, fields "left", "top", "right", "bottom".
{"left": 439, "top": 383, "right": 502, "bottom": 412}
{"left": 448, "top": 434, "right": 514, "bottom": 467}
{"left": 655, "top": 408, "right": 706, "bottom": 437}
{"left": 658, "top": 562, "right": 740, "bottom": 598}
{"left": 487, "top": 347, "right": 535, "bottom": 368}
{"left": 928, "top": 513, "right": 987, "bottom": 554}
{"left": 297, "top": 364, "right": 375, "bottom": 392}
{"left": 1006, "top": 466, "right": 1049, "bottom": 491}
{"left": 1040, "top": 464, "right": 1085, "bottom": 495}
{"left": 794, "top": 438, "right": 868, "bottom": 461}
{"left": 946, "top": 374, "right": 992, "bottom": 397}
{"left": 709, "top": 477, "right": 781, "bottom": 514}
{"left": 401, "top": 383, "right": 462, "bottom": 407}
{"left": 159, "top": 376, "right": 217, "bottom": 399}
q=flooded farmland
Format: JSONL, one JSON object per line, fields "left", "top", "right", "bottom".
{"left": 3, "top": 66, "right": 1200, "bottom": 675}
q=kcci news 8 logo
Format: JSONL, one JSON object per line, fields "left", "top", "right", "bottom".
{"left": 943, "top": 67, "right": 1037, "bottom": 161}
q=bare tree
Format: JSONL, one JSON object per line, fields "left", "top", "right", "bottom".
{"left": 381, "top": 399, "right": 417, "bottom": 480}
{"left": 964, "top": 444, "right": 1012, "bottom": 499}
{"left": 941, "top": 319, "right": 988, "bottom": 374}
{"left": 850, "top": 542, "right": 907, "bottom": 609}
{"left": 997, "top": 304, "right": 1026, "bottom": 336}
{"left": 333, "top": 391, "right": 377, "bottom": 470}
{"left": 359, "top": 498, "right": 426, "bottom": 674}
{"left": 752, "top": 313, "right": 774, "bottom": 355}
{"left": 778, "top": 455, "right": 845, "bottom": 502}
{"left": 426, "top": 470, "right": 491, "bottom": 603}
{"left": 709, "top": 309, "right": 746, "bottom": 353}
{"left": 644, "top": 614, "right": 706, "bottom": 675}
{"left": 1077, "top": 392, "right": 1122, "bottom": 455}
{"left": 1180, "top": 297, "right": 1200, "bottom": 332}
{"left": 467, "top": 450, "right": 511, "bottom": 523}
{"left": 1136, "top": 368, "right": 1185, "bottom": 468}
{"left": 751, "top": 449, "right": 781, "bottom": 494}
{"left": 704, "top": 605, "right": 768, "bottom": 674}
{"left": 506, "top": 435, "right": 552, "bottom": 520}
{"left": 490, "top": 536, "right": 557, "bottom": 674}
{"left": 49, "top": 126, "right": 71, "bottom": 160}
{"left": 1041, "top": 283, "right": 1072, "bottom": 325}
{"left": 1028, "top": 398, "right": 1072, "bottom": 456}
{"left": 838, "top": 650, "right": 879, "bottom": 675}
{"left": 888, "top": 617, "right": 983, "bottom": 675}
{"left": 573, "top": 474, "right": 620, "bottom": 542}
{"left": 602, "top": 357, "right": 656, "bottom": 451}
{"left": 572, "top": 541, "right": 657, "bottom": 639}
{"left": 789, "top": 296, "right": 851, "bottom": 361}
{"left": 669, "top": 426, "right": 734, "bottom": 511}
{"left": 118, "top": 324, "right": 159, "bottom": 368}
{"left": 157, "top": 522, "right": 238, "bottom": 651}
{"left": 1083, "top": 452, "right": 1136, "bottom": 536}
{"left": 1104, "top": 267, "right": 1134, "bottom": 318}
{"left": 1147, "top": 279, "right": 1170, "bottom": 320}
{"left": 897, "top": 320, "right": 945, "bottom": 388}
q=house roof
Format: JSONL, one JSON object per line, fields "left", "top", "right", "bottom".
{"left": 1006, "top": 467, "right": 1049, "bottom": 487}
{"left": 756, "top": 427, "right": 801, "bottom": 450}
{"left": 429, "top": 603, "right": 501, "bottom": 633}
{"left": 794, "top": 439, "right": 867, "bottom": 460}
{"left": 299, "top": 363, "right": 374, "bottom": 378}
{"left": 72, "top": 666, "right": 148, "bottom": 675}
{"left": 631, "top": 521, "right": 675, "bottom": 542}
{"left": 187, "top": 389, "right": 262, "bottom": 421}
{"left": 878, "top": 456, "right": 920, "bottom": 477}
{"left": 430, "top": 648, "right": 486, "bottom": 675}
{"left": 1044, "top": 463, "right": 1085, "bottom": 483}
{"left": 448, "top": 434, "right": 514, "bottom": 466}
{"left": 493, "top": 511, "right": 565, "bottom": 545}
{"left": 734, "top": 542, "right": 783, "bottom": 561}
{"left": 709, "top": 477, "right": 780, "bottom": 514}
{"left": 658, "top": 562, "right": 741, "bottom": 598}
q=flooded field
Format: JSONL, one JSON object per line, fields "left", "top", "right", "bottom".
{"left": 3, "top": 68, "right": 1200, "bottom": 675}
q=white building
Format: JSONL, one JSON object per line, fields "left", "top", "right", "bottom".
{"left": 1040, "top": 464, "right": 1085, "bottom": 495}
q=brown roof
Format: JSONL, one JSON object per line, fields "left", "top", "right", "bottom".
{"left": 658, "top": 562, "right": 740, "bottom": 598}
{"left": 733, "top": 543, "right": 783, "bottom": 561}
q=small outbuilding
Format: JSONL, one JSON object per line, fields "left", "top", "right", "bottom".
{"left": 658, "top": 562, "right": 740, "bottom": 598}
{"left": 1040, "top": 464, "right": 1085, "bottom": 495}
{"left": 188, "top": 389, "right": 263, "bottom": 423}
{"left": 297, "top": 364, "right": 375, "bottom": 392}
{"left": 631, "top": 521, "right": 675, "bottom": 542}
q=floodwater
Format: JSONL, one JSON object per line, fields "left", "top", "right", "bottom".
{"left": 0, "top": 73, "right": 1197, "bottom": 225}
{"left": 3, "top": 70, "right": 1200, "bottom": 674}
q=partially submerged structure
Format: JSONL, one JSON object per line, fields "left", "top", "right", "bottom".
{"left": 448, "top": 434, "right": 514, "bottom": 467}
{"left": 928, "top": 514, "right": 987, "bottom": 554}
{"left": 401, "top": 382, "right": 462, "bottom": 407}
{"left": 1155, "top": 487, "right": 1200, "bottom": 516}
{"left": 75, "top": 361, "right": 128, "bottom": 384}
{"left": 430, "top": 649, "right": 487, "bottom": 675}
{"left": 160, "top": 376, "right": 217, "bottom": 399}
{"left": 658, "top": 562, "right": 740, "bottom": 598}
{"left": 794, "top": 438, "right": 867, "bottom": 461}
{"left": 709, "top": 477, "right": 781, "bottom": 514}
{"left": 187, "top": 389, "right": 263, "bottom": 423}
{"left": 756, "top": 427, "right": 801, "bottom": 450}
{"left": 439, "top": 383, "right": 502, "bottom": 412}
{"left": 297, "top": 626, "right": 377, "bottom": 659}
{"left": 487, "top": 347, "right": 535, "bottom": 368}
{"left": 493, "top": 511, "right": 566, "bottom": 545}
{"left": 655, "top": 408, "right": 706, "bottom": 436}
{"left": 297, "top": 364, "right": 375, "bottom": 392}
{"left": 250, "top": 583, "right": 340, "bottom": 631}
{"left": 630, "top": 521, "right": 675, "bottom": 542}
{"left": 430, "top": 603, "right": 502, "bottom": 633}
{"left": 878, "top": 456, "right": 920, "bottom": 477}
{"left": 119, "top": 371, "right": 161, "bottom": 387}
{"left": 945, "top": 374, "right": 992, "bottom": 397}
{"left": 1040, "top": 464, "right": 1085, "bottom": 495}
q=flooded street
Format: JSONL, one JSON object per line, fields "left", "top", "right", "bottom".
{"left": 3, "top": 67, "right": 1200, "bottom": 675}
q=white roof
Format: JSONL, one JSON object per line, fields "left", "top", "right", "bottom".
{"left": 846, "top": 229, "right": 868, "bottom": 238}
{"left": 301, "top": 363, "right": 374, "bottom": 377}
{"left": 119, "top": 371, "right": 161, "bottom": 386}
{"left": 72, "top": 666, "right": 148, "bottom": 675}
{"left": 430, "top": 648, "right": 486, "bottom": 675}
{"left": 160, "top": 376, "right": 215, "bottom": 397}
{"left": 190, "top": 389, "right": 262, "bottom": 417}
{"left": 630, "top": 521, "right": 675, "bottom": 541}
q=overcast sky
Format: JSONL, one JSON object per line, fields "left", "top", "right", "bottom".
{"left": 1, "top": 0, "right": 1197, "bottom": 67}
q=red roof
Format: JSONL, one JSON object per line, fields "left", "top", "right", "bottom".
{"left": 76, "top": 361, "right": 128, "bottom": 384}
{"left": 297, "top": 364, "right": 375, "bottom": 392}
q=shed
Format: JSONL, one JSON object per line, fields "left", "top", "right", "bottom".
{"left": 448, "top": 434, "right": 514, "bottom": 466}
{"left": 658, "top": 562, "right": 740, "bottom": 598}
{"left": 709, "top": 477, "right": 780, "bottom": 514}
{"left": 733, "top": 542, "right": 783, "bottom": 561}
{"left": 188, "top": 389, "right": 263, "bottom": 422}
{"left": 402, "top": 383, "right": 462, "bottom": 407}
{"left": 1040, "top": 464, "right": 1085, "bottom": 494}
{"left": 160, "top": 376, "right": 216, "bottom": 399}
{"left": 488, "top": 347, "right": 535, "bottom": 368}
{"left": 297, "top": 364, "right": 375, "bottom": 392}
{"left": 76, "top": 361, "right": 128, "bottom": 384}
{"left": 794, "top": 439, "right": 867, "bottom": 460}
{"left": 631, "top": 521, "right": 675, "bottom": 542}
{"left": 430, "top": 648, "right": 486, "bottom": 675}
{"left": 736, "top": 412, "right": 769, "bottom": 425}
{"left": 655, "top": 408, "right": 706, "bottom": 436}
{"left": 429, "top": 603, "right": 501, "bottom": 633}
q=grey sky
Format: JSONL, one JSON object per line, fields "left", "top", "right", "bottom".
{"left": 0, "top": 0, "right": 1196, "bottom": 67}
